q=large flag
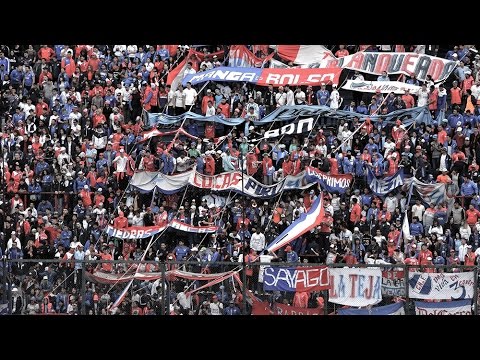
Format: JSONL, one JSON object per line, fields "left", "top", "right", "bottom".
{"left": 167, "top": 49, "right": 193, "bottom": 91}
{"left": 228, "top": 45, "right": 274, "bottom": 67}
{"left": 266, "top": 193, "right": 324, "bottom": 253}
{"left": 109, "top": 279, "right": 134, "bottom": 312}
{"left": 274, "top": 45, "right": 337, "bottom": 66}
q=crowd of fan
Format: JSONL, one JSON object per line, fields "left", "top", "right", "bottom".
{"left": 0, "top": 44, "right": 480, "bottom": 314}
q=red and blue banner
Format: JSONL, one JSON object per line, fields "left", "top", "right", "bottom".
{"left": 182, "top": 66, "right": 342, "bottom": 87}
{"left": 304, "top": 166, "right": 353, "bottom": 194}
{"left": 251, "top": 300, "right": 324, "bottom": 315}
{"left": 265, "top": 194, "right": 325, "bottom": 253}
{"left": 106, "top": 220, "right": 218, "bottom": 239}
{"left": 337, "top": 301, "right": 405, "bottom": 315}
{"left": 262, "top": 266, "right": 329, "bottom": 292}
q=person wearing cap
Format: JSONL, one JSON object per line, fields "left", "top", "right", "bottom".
{"left": 201, "top": 89, "right": 215, "bottom": 115}
{"left": 224, "top": 299, "right": 241, "bottom": 315}
{"left": 436, "top": 168, "right": 452, "bottom": 184}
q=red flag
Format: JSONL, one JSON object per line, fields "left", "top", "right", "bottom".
{"left": 167, "top": 49, "right": 193, "bottom": 91}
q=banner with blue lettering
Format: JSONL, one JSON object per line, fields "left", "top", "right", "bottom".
{"left": 328, "top": 268, "right": 383, "bottom": 307}
{"left": 262, "top": 266, "right": 329, "bottom": 292}
{"left": 367, "top": 168, "right": 404, "bottom": 196}
{"left": 304, "top": 166, "right": 352, "bottom": 194}
{"left": 337, "top": 301, "right": 405, "bottom": 315}
{"left": 414, "top": 299, "right": 472, "bottom": 315}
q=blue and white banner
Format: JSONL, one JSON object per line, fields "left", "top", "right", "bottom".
{"left": 367, "top": 168, "right": 404, "bottom": 196}
{"left": 258, "top": 105, "right": 433, "bottom": 126}
{"left": 408, "top": 272, "right": 475, "bottom": 300}
{"left": 146, "top": 111, "right": 245, "bottom": 127}
{"left": 328, "top": 267, "right": 383, "bottom": 307}
{"left": 262, "top": 266, "right": 329, "bottom": 292}
{"left": 414, "top": 299, "right": 472, "bottom": 315}
{"left": 183, "top": 67, "right": 262, "bottom": 86}
{"left": 304, "top": 166, "right": 353, "bottom": 194}
{"left": 182, "top": 66, "right": 341, "bottom": 87}
{"left": 337, "top": 301, "right": 405, "bottom": 315}
{"left": 402, "top": 177, "right": 448, "bottom": 206}
{"left": 266, "top": 194, "right": 325, "bottom": 253}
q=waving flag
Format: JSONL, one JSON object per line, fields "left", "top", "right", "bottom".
{"left": 274, "top": 45, "right": 337, "bottom": 66}
{"left": 167, "top": 49, "right": 193, "bottom": 91}
{"left": 109, "top": 279, "right": 133, "bottom": 312}
{"left": 228, "top": 45, "right": 274, "bottom": 67}
{"left": 266, "top": 193, "right": 324, "bottom": 253}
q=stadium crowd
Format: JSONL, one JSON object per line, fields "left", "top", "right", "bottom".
{"left": 0, "top": 44, "right": 480, "bottom": 315}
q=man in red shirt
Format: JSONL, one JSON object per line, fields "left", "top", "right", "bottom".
{"left": 401, "top": 89, "right": 415, "bottom": 109}
{"left": 319, "top": 209, "right": 333, "bottom": 251}
{"left": 349, "top": 198, "right": 362, "bottom": 227}
{"left": 113, "top": 211, "right": 128, "bottom": 229}
{"left": 418, "top": 243, "right": 433, "bottom": 266}
{"left": 218, "top": 97, "right": 230, "bottom": 118}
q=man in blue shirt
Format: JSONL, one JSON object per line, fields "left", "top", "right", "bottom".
{"left": 461, "top": 177, "right": 478, "bottom": 200}
{"left": 174, "top": 240, "right": 190, "bottom": 261}
{"left": 409, "top": 216, "right": 424, "bottom": 237}
{"left": 73, "top": 172, "right": 89, "bottom": 193}
{"left": 0, "top": 51, "right": 10, "bottom": 73}
{"left": 224, "top": 300, "right": 241, "bottom": 315}
{"left": 316, "top": 84, "right": 329, "bottom": 106}
{"left": 10, "top": 64, "right": 24, "bottom": 89}
{"left": 285, "top": 245, "right": 299, "bottom": 263}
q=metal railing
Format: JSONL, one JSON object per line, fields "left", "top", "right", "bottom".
{"left": 1, "top": 258, "right": 478, "bottom": 315}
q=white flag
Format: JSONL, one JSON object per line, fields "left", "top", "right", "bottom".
{"left": 400, "top": 214, "right": 410, "bottom": 246}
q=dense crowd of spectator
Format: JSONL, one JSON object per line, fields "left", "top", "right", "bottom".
{"left": 0, "top": 44, "right": 479, "bottom": 315}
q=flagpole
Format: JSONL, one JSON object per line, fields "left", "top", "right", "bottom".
{"left": 398, "top": 180, "right": 414, "bottom": 251}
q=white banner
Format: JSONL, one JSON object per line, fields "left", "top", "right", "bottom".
{"left": 336, "top": 51, "right": 457, "bottom": 82}
{"left": 342, "top": 80, "right": 421, "bottom": 94}
{"left": 130, "top": 169, "right": 311, "bottom": 198}
{"left": 328, "top": 268, "right": 383, "bottom": 307}
{"left": 408, "top": 272, "right": 475, "bottom": 300}
{"left": 415, "top": 299, "right": 472, "bottom": 315}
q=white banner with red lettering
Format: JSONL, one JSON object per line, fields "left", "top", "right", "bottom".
{"left": 342, "top": 80, "right": 421, "bottom": 94}
{"left": 328, "top": 268, "right": 383, "bottom": 306}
